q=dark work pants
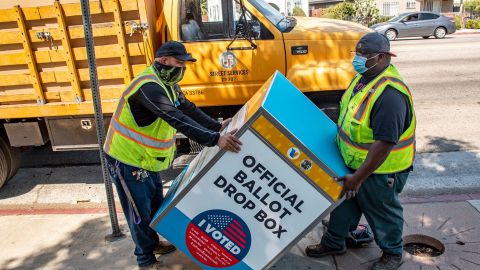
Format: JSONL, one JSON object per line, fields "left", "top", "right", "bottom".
{"left": 107, "top": 157, "right": 164, "bottom": 267}
{"left": 321, "top": 172, "right": 409, "bottom": 255}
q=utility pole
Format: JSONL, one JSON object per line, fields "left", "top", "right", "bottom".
{"left": 80, "top": 0, "right": 124, "bottom": 241}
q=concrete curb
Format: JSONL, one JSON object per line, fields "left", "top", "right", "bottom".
{"left": 1, "top": 151, "right": 479, "bottom": 207}
{"left": 403, "top": 150, "right": 480, "bottom": 196}
{"left": 452, "top": 30, "right": 480, "bottom": 35}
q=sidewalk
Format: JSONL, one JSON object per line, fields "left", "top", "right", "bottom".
{"left": 453, "top": 28, "right": 480, "bottom": 35}
{"left": 336, "top": 199, "right": 480, "bottom": 270}
{"left": 1, "top": 150, "right": 479, "bottom": 269}
{"left": 1, "top": 197, "right": 480, "bottom": 270}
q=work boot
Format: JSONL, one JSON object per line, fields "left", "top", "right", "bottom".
{"left": 371, "top": 252, "right": 402, "bottom": 270}
{"left": 138, "top": 261, "right": 167, "bottom": 270}
{"left": 305, "top": 243, "right": 346, "bottom": 257}
{"left": 154, "top": 241, "right": 176, "bottom": 255}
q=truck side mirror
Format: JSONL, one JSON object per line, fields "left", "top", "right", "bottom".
{"left": 235, "top": 21, "right": 260, "bottom": 39}
{"left": 227, "top": 0, "right": 257, "bottom": 51}
{"left": 227, "top": 21, "right": 258, "bottom": 51}
{"left": 250, "top": 21, "right": 261, "bottom": 39}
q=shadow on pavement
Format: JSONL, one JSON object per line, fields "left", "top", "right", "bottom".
{"left": 1, "top": 216, "right": 135, "bottom": 270}
{"left": 0, "top": 146, "right": 183, "bottom": 200}
{"left": 0, "top": 165, "right": 104, "bottom": 200}
{"left": 270, "top": 250, "right": 335, "bottom": 269}
{"left": 330, "top": 202, "right": 480, "bottom": 269}
{"left": 0, "top": 214, "right": 201, "bottom": 270}
{"left": 424, "top": 136, "right": 475, "bottom": 153}
{"left": 404, "top": 136, "right": 480, "bottom": 196}
{"left": 20, "top": 144, "right": 101, "bottom": 168}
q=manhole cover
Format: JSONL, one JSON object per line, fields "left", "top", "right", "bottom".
{"left": 403, "top": 234, "right": 445, "bottom": 257}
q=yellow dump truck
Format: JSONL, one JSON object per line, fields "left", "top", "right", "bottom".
{"left": 0, "top": 0, "right": 368, "bottom": 187}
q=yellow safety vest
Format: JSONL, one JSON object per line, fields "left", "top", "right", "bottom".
{"left": 103, "top": 66, "right": 177, "bottom": 172}
{"left": 337, "top": 65, "right": 416, "bottom": 173}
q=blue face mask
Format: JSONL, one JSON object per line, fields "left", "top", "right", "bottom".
{"left": 352, "top": 54, "right": 379, "bottom": 74}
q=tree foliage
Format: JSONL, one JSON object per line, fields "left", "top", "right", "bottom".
{"left": 292, "top": 6, "right": 306, "bottom": 17}
{"left": 464, "top": 0, "right": 480, "bottom": 12}
{"left": 466, "top": 19, "right": 480, "bottom": 28}
{"left": 324, "top": 2, "right": 356, "bottom": 20}
{"left": 324, "top": 0, "right": 379, "bottom": 25}
{"left": 354, "top": 0, "right": 380, "bottom": 26}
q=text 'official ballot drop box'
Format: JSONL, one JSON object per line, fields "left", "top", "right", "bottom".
{"left": 151, "top": 71, "right": 349, "bottom": 270}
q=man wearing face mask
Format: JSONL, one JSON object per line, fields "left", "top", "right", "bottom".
{"left": 305, "top": 32, "right": 415, "bottom": 270}
{"left": 103, "top": 41, "right": 242, "bottom": 270}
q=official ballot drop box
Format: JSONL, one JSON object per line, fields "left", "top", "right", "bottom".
{"left": 151, "top": 71, "right": 350, "bottom": 270}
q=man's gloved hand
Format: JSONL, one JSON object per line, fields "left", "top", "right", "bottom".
{"left": 217, "top": 129, "right": 242, "bottom": 153}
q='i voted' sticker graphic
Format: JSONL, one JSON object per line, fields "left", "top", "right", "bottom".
{"left": 186, "top": 209, "right": 251, "bottom": 267}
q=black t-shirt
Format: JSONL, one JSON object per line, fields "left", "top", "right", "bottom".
{"left": 352, "top": 74, "right": 412, "bottom": 144}
{"left": 127, "top": 82, "right": 221, "bottom": 147}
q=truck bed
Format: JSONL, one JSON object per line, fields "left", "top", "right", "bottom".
{"left": 0, "top": 0, "right": 160, "bottom": 119}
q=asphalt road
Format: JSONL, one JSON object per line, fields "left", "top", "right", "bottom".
{"left": 390, "top": 34, "right": 480, "bottom": 153}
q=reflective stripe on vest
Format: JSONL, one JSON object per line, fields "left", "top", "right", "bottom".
{"left": 352, "top": 76, "right": 412, "bottom": 122}
{"left": 110, "top": 117, "right": 174, "bottom": 150}
{"left": 337, "top": 127, "right": 415, "bottom": 151}
{"left": 113, "top": 74, "right": 159, "bottom": 120}
{"left": 107, "top": 74, "right": 175, "bottom": 151}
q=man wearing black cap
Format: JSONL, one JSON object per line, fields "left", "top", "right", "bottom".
{"left": 103, "top": 41, "right": 241, "bottom": 270}
{"left": 305, "top": 32, "right": 416, "bottom": 270}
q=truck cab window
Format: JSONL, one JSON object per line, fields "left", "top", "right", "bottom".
{"left": 232, "top": 1, "right": 273, "bottom": 40}
{"left": 180, "top": 0, "right": 273, "bottom": 41}
{"left": 180, "top": 0, "right": 228, "bottom": 41}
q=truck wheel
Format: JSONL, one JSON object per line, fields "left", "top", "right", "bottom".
{"left": 320, "top": 102, "right": 340, "bottom": 123}
{"left": 0, "top": 147, "right": 8, "bottom": 188}
{"left": 0, "top": 137, "right": 22, "bottom": 188}
{"left": 305, "top": 91, "right": 342, "bottom": 123}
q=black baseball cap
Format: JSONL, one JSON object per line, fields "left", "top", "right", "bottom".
{"left": 355, "top": 32, "right": 397, "bottom": 57}
{"left": 155, "top": 41, "right": 197, "bottom": 62}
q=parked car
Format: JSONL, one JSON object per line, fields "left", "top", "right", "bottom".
{"left": 370, "top": 12, "right": 456, "bottom": 41}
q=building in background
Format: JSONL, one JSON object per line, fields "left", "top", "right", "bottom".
{"left": 376, "top": 0, "right": 453, "bottom": 16}
{"left": 376, "top": 0, "right": 420, "bottom": 16}
{"left": 309, "top": 0, "right": 343, "bottom": 16}
{"left": 309, "top": 0, "right": 454, "bottom": 17}
{"left": 267, "top": 0, "right": 310, "bottom": 16}
{"left": 453, "top": 0, "right": 460, "bottom": 12}
{"left": 206, "top": 0, "right": 223, "bottom": 21}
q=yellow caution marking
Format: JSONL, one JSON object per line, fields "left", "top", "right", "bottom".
{"left": 252, "top": 115, "right": 342, "bottom": 201}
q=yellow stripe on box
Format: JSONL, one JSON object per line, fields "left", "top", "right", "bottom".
{"left": 252, "top": 115, "right": 342, "bottom": 201}
{"left": 246, "top": 76, "right": 273, "bottom": 120}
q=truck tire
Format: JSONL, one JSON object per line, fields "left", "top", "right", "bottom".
{"left": 304, "top": 91, "right": 343, "bottom": 123}
{"left": 0, "top": 137, "right": 21, "bottom": 188}
{"left": 319, "top": 102, "right": 340, "bottom": 123}
{"left": 0, "top": 147, "right": 8, "bottom": 188}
